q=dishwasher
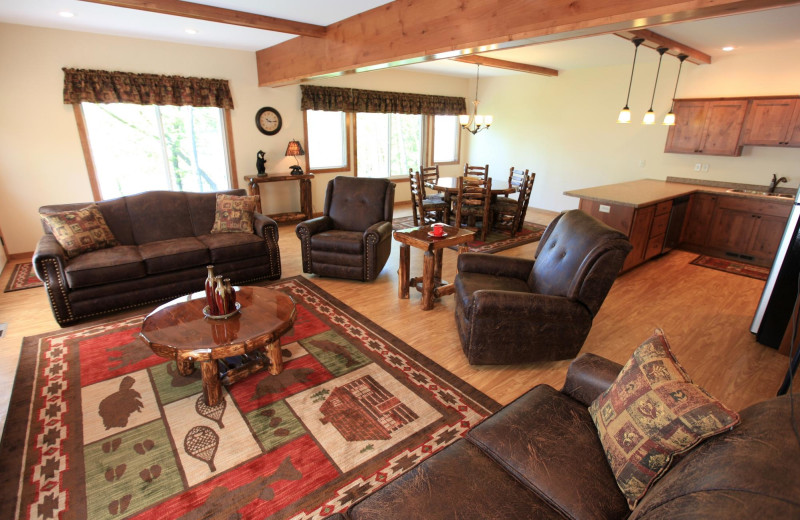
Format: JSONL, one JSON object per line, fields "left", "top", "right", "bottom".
{"left": 662, "top": 195, "right": 689, "bottom": 252}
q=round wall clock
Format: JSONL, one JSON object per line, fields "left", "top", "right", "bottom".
{"left": 255, "top": 106, "right": 282, "bottom": 135}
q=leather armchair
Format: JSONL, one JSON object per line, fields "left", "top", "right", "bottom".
{"left": 454, "top": 209, "right": 632, "bottom": 364}
{"left": 296, "top": 176, "right": 395, "bottom": 281}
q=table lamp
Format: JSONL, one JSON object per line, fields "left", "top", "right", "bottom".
{"left": 285, "top": 139, "right": 305, "bottom": 175}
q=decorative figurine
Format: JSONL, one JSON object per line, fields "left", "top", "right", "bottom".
{"left": 256, "top": 150, "right": 267, "bottom": 176}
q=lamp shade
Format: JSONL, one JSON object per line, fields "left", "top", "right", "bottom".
{"left": 642, "top": 110, "right": 656, "bottom": 125}
{"left": 617, "top": 108, "right": 632, "bottom": 124}
{"left": 285, "top": 140, "right": 305, "bottom": 157}
{"left": 663, "top": 112, "right": 676, "bottom": 125}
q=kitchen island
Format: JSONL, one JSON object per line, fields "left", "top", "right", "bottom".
{"left": 565, "top": 178, "right": 794, "bottom": 271}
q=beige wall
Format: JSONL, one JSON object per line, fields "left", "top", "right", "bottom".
{"left": 0, "top": 23, "right": 469, "bottom": 255}
{"left": 467, "top": 40, "right": 800, "bottom": 213}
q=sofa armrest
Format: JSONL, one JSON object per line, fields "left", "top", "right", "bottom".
{"left": 253, "top": 212, "right": 279, "bottom": 240}
{"left": 33, "top": 234, "right": 67, "bottom": 280}
{"left": 457, "top": 253, "right": 534, "bottom": 280}
{"left": 296, "top": 216, "right": 333, "bottom": 238}
{"left": 560, "top": 353, "right": 623, "bottom": 407}
{"left": 33, "top": 235, "right": 75, "bottom": 326}
{"left": 470, "top": 291, "right": 582, "bottom": 318}
{"left": 364, "top": 220, "right": 392, "bottom": 243}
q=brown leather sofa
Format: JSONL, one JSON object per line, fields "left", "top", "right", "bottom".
{"left": 34, "top": 189, "right": 281, "bottom": 326}
{"left": 296, "top": 176, "right": 395, "bottom": 281}
{"left": 454, "top": 209, "right": 632, "bottom": 364}
{"left": 326, "top": 353, "right": 800, "bottom": 519}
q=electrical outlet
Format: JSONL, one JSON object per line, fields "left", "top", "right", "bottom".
{"left": 694, "top": 163, "right": 702, "bottom": 171}
{"left": 639, "top": 160, "right": 646, "bottom": 168}
{"left": 599, "top": 204, "right": 611, "bottom": 213}
{"left": 702, "top": 164, "right": 709, "bottom": 172}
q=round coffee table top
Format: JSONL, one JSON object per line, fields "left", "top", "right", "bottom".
{"left": 140, "top": 286, "right": 296, "bottom": 360}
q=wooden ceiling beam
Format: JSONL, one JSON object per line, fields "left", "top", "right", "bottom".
{"left": 77, "top": 0, "right": 327, "bottom": 38}
{"left": 615, "top": 29, "right": 712, "bottom": 64}
{"left": 256, "top": 0, "right": 798, "bottom": 87}
{"left": 453, "top": 56, "right": 558, "bottom": 77}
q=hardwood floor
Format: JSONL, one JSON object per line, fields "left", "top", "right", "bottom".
{"left": 0, "top": 207, "right": 794, "bottom": 434}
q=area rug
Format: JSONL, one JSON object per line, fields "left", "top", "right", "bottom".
{"left": 0, "top": 276, "right": 500, "bottom": 519}
{"left": 4, "top": 262, "right": 43, "bottom": 292}
{"left": 690, "top": 255, "right": 770, "bottom": 281}
{"left": 392, "top": 216, "right": 546, "bottom": 254}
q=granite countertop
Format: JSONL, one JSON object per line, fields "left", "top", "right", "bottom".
{"left": 563, "top": 177, "right": 796, "bottom": 208}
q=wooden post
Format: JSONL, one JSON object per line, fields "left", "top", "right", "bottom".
{"left": 201, "top": 360, "right": 223, "bottom": 406}
{"left": 422, "top": 250, "right": 435, "bottom": 310}
{"left": 434, "top": 249, "right": 444, "bottom": 284}
{"left": 267, "top": 341, "right": 284, "bottom": 375}
{"left": 398, "top": 244, "right": 410, "bottom": 299}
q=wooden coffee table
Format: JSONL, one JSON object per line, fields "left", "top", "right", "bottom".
{"left": 393, "top": 223, "right": 476, "bottom": 310}
{"left": 140, "top": 286, "right": 296, "bottom": 406}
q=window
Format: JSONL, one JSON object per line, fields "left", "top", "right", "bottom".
{"left": 356, "top": 113, "right": 423, "bottom": 179}
{"left": 305, "top": 110, "right": 349, "bottom": 171}
{"left": 431, "top": 115, "right": 460, "bottom": 164}
{"left": 81, "top": 102, "right": 231, "bottom": 199}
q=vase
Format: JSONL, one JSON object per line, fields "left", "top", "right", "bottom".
{"left": 214, "top": 276, "right": 228, "bottom": 315}
{"left": 223, "top": 278, "right": 236, "bottom": 313}
{"left": 205, "top": 266, "right": 218, "bottom": 315}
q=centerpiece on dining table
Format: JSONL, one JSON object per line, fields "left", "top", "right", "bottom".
{"left": 203, "top": 265, "right": 240, "bottom": 319}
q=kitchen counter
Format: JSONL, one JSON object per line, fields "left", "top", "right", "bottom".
{"left": 564, "top": 178, "right": 795, "bottom": 207}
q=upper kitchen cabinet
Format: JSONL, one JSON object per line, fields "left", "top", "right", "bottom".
{"left": 665, "top": 99, "right": 748, "bottom": 156}
{"left": 740, "top": 97, "right": 800, "bottom": 147}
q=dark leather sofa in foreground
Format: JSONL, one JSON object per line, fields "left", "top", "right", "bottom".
{"left": 34, "top": 189, "right": 281, "bottom": 326}
{"left": 327, "top": 353, "right": 800, "bottom": 519}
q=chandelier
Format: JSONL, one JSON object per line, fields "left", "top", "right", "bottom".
{"left": 459, "top": 64, "right": 493, "bottom": 134}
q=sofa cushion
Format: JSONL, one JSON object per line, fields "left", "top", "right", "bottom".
{"left": 138, "top": 237, "right": 210, "bottom": 274}
{"left": 186, "top": 189, "right": 246, "bottom": 237}
{"left": 454, "top": 271, "right": 531, "bottom": 319}
{"left": 64, "top": 245, "right": 145, "bottom": 289}
{"left": 589, "top": 330, "right": 740, "bottom": 509}
{"left": 348, "top": 440, "right": 564, "bottom": 520}
{"left": 197, "top": 233, "right": 266, "bottom": 264}
{"left": 126, "top": 191, "right": 194, "bottom": 244}
{"left": 311, "top": 230, "right": 363, "bottom": 254}
{"left": 40, "top": 204, "right": 119, "bottom": 258}
{"left": 210, "top": 194, "right": 258, "bottom": 233}
{"left": 467, "top": 384, "right": 629, "bottom": 520}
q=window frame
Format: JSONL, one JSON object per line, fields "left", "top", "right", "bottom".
{"left": 73, "top": 104, "right": 238, "bottom": 202}
{"left": 302, "top": 110, "right": 352, "bottom": 174}
{"left": 427, "top": 114, "right": 462, "bottom": 166}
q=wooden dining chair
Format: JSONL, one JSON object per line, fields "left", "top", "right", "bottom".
{"left": 419, "top": 164, "right": 441, "bottom": 191}
{"left": 463, "top": 163, "right": 489, "bottom": 181}
{"left": 492, "top": 168, "right": 535, "bottom": 237}
{"left": 455, "top": 175, "right": 492, "bottom": 241}
{"left": 409, "top": 169, "right": 448, "bottom": 226}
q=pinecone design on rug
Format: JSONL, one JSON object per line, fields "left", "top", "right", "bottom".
{"left": 195, "top": 395, "right": 226, "bottom": 428}
{"left": 184, "top": 425, "right": 219, "bottom": 471}
{"left": 98, "top": 375, "right": 144, "bottom": 430}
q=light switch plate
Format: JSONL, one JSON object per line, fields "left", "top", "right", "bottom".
{"left": 599, "top": 204, "right": 611, "bottom": 213}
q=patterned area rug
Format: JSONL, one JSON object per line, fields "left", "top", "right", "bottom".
{"left": 0, "top": 276, "right": 499, "bottom": 519}
{"left": 4, "top": 262, "right": 43, "bottom": 292}
{"left": 690, "top": 255, "right": 770, "bottom": 281}
{"left": 392, "top": 216, "right": 546, "bottom": 254}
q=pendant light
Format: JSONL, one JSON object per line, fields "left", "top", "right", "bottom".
{"left": 663, "top": 54, "right": 689, "bottom": 125}
{"left": 617, "top": 38, "right": 645, "bottom": 124}
{"left": 460, "top": 64, "right": 493, "bottom": 135}
{"left": 643, "top": 47, "right": 669, "bottom": 125}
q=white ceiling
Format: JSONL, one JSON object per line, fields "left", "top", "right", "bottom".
{"left": 1, "top": 1, "right": 799, "bottom": 78}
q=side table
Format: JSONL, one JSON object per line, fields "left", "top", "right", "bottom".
{"left": 245, "top": 174, "right": 314, "bottom": 224}
{"left": 393, "top": 223, "right": 475, "bottom": 310}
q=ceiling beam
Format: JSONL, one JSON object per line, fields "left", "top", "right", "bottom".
{"left": 453, "top": 56, "right": 558, "bottom": 77}
{"left": 256, "top": 0, "right": 799, "bottom": 87}
{"left": 615, "top": 29, "right": 712, "bottom": 64}
{"left": 77, "top": 0, "right": 327, "bottom": 38}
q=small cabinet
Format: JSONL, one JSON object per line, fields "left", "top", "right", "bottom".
{"left": 681, "top": 193, "right": 717, "bottom": 246}
{"left": 741, "top": 98, "right": 800, "bottom": 147}
{"left": 665, "top": 99, "right": 748, "bottom": 156}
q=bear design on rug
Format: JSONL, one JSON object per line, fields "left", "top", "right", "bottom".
{"left": 98, "top": 375, "right": 144, "bottom": 429}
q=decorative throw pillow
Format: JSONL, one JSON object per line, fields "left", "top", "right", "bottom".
{"left": 40, "top": 204, "right": 118, "bottom": 258}
{"left": 210, "top": 194, "right": 258, "bottom": 233}
{"left": 588, "top": 329, "right": 740, "bottom": 509}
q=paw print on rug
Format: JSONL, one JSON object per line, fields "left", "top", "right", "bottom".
{"left": 139, "top": 465, "right": 162, "bottom": 483}
{"left": 260, "top": 408, "right": 290, "bottom": 437}
{"left": 104, "top": 463, "right": 126, "bottom": 482}
{"left": 108, "top": 494, "right": 131, "bottom": 516}
{"left": 133, "top": 439, "right": 155, "bottom": 455}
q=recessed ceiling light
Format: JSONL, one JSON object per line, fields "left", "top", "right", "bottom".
{"left": 185, "top": 28, "right": 198, "bottom": 35}
{"left": 722, "top": 46, "right": 735, "bottom": 52}
{"left": 58, "top": 11, "right": 75, "bottom": 18}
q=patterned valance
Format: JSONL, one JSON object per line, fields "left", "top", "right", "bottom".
{"left": 63, "top": 68, "right": 234, "bottom": 109}
{"left": 301, "top": 85, "right": 466, "bottom": 115}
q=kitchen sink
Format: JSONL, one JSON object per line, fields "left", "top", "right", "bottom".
{"left": 726, "top": 189, "right": 795, "bottom": 199}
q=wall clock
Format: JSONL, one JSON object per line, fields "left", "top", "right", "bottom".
{"left": 255, "top": 106, "right": 282, "bottom": 135}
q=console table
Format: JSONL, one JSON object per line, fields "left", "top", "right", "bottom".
{"left": 245, "top": 174, "right": 314, "bottom": 224}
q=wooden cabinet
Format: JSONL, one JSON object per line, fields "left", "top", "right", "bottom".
{"left": 741, "top": 97, "right": 800, "bottom": 147}
{"left": 681, "top": 193, "right": 717, "bottom": 246}
{"left": 665, "top": 99, "right": 748, "bottom": 156}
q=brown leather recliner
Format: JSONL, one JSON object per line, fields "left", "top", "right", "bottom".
{"left": 296, "top": 176, "right": 395, "bottom": 281}
{"left": 454, "top": 209, "right": 632, "bottom": 364}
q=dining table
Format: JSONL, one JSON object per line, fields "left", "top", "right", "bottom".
{"left": 428, "top": 176, "right": 516, "bottom": 228}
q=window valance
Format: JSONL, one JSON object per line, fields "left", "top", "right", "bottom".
{"left": 301, "top": 85, "right": 466, "bottom": 115}
{"left": 63, "top": 68, "right": 234, "bottom": 109}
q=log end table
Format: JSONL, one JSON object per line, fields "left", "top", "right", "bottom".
{"left": 392, "top": 223, "right": 475, "bottom": 310}
{"left": 140, "top": 286, "right": 296, "bottom": 406}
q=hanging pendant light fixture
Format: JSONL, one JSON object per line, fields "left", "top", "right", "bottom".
{"left": 643, "top": 47, "right": 669, "bottom": 125}
{"left": 460, "top": 64, "right": 493, "bottom": 135}
{"left": 617, "top": 38, "right": 645, "bottom": 123}
{"left": 663, "top": 54, "right": 689, "bottom": 125}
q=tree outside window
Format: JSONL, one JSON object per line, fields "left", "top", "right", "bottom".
{"left": 356, "top": 113, "right": 422, "bottom": 178}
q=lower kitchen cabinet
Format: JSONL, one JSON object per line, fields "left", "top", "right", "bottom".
{"left": 681, "top": 193, "right": 717, "bottom": 246}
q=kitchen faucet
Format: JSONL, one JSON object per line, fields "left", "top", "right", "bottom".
{"left": 769, "top": 173, "right": 788, "bottom": 193}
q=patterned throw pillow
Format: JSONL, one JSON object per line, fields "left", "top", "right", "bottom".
{"left": 40, "top": 204, "right": 118, "bottom": 258}
{"left": 588, "top": 329, "right": 740, "bottom": 509}
{"left": 210, "top": 194, "right": 258, "bottom": 233}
